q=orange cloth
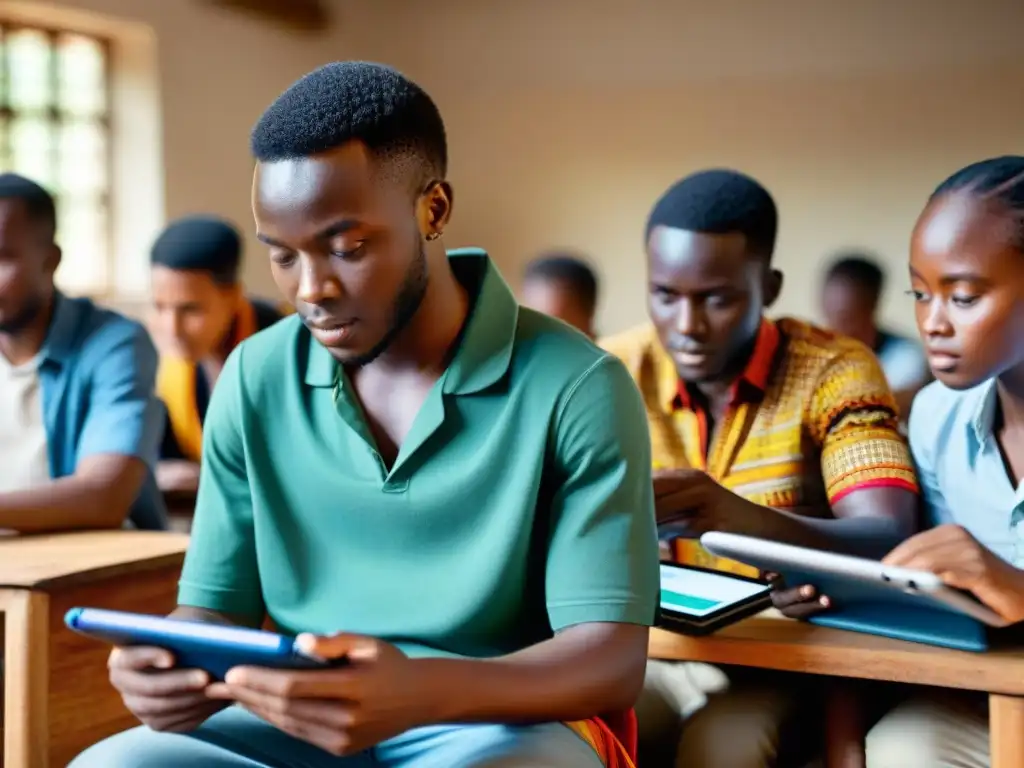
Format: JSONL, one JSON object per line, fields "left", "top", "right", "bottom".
{"left": 565, "top": 711, "right": 637, "bottom": 768}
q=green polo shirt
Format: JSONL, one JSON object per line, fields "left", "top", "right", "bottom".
{"left": 178, "top": 249, "right": 658, "bottom": 659}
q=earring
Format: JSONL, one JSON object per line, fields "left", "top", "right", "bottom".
{"left": 425, "top": 231, "right": 442, "bottom": 242}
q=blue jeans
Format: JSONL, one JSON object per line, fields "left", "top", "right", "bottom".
{"left": 69, "top": 706, "right": 603, "bottom": 767}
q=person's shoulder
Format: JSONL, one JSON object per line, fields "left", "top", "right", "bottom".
{"left": 514, "top": 308, "right": 613, "bottom": 373}
{"left": 232, "top": 313, "right": 305, "bottom": 374}
{"left": 596, "top": 323, "right": 660, "bottom": 373}
{"left": 777, "top": 316, "right": 881, "bottom": 373}
{"left": 63, "top": 296, "right": 155, "bottom": 362}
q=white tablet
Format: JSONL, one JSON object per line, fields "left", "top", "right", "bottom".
{"left": 700, "top": 531, "right": 1010, "bottom": 628}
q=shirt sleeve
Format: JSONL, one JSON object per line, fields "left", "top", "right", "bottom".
{"left": 76, "top": 321, "right": 162, "bottom": 467}
{"left": 808, "top": 344, "right": 920, "bottom": 505}
{"left": 177, "top": 345, "right": 263, "bottom": 622}
{"left": 545, "top": 354, "right": 660, "bottom": 631}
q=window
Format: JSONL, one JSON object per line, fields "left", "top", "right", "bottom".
{"left": 0, "top": 22, "right": 110, "bottom": 294}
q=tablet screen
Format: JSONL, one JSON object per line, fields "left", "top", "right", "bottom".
{"left": 660, "top": 564, "right": 770, "bottom": 618}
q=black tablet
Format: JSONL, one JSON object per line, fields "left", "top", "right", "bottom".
{"left": 656, "top": 562, "right": 773, "bottom": 636}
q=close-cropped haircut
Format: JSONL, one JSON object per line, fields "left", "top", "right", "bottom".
{"left": 250, "top": 61, "right": 447, "bottom": 191}
{"left": 0, "top": 173, "right": 56, "bottom": 239}
{"left": 825, "top": 253, "right": 885, "bottom": 302}
{"left": 524, "top": 252, "right": 600, "bottom": 315}
{"left": 645, "top": 169, "right": 778, "bottom": 261}
{"left": 930, "top": 155, "right": 1024, "bottom": 251}
{"left": 150, "top": 215, "right": 243, "bottom": 285}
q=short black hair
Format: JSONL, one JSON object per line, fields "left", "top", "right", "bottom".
{"left": 250, "top": 61, "right": 447, "bottom": 190}
{"left": 523, "top": 252, "right": 600, "bottom": 315}
{"left": 0, "top": 173, "right": 56, "bottom": 239}
{"left": 645, "top": 169, "right": 778, "bottom": 260}
{"left": 930, "top": 155, "right": 1024, "bottom": 250}
{"left": 825, "top": 253, "right": 885, "bottom": 303}
{"left": 150, "top": 215, "right": 243, "bottom": 285}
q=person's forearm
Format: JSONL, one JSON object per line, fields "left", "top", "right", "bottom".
{"left": 744, "top": 510, "right": 910, "bottom": 559}
{"left": 0, "top": 478, "right": 130, "bottom": 533}
{"left": 415, "top": 623, "right": 648, "bottom": 725}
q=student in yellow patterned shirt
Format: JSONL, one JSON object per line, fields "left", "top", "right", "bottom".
{"left": 601, "top": 169, "right": 920, "bottom": 768}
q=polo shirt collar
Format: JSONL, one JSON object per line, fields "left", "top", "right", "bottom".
{"left": 303, "top": 248, "right": 518, "bottom": 395}
{"left": 39, "top": 292, "right": 78, "bottom": 367}
{"left": 671, "top": 318, "right": 780, "bottom": 411}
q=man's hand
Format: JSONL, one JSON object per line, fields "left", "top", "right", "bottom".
{"left": 108, "top": 646, "right": 225, "bottom": 732}
{"left": 883, "top": 524, "right": 1024, "bottom": 623}
{"left": 653, "top": 468, "right": 764, "bottom": 535}
{"left": 207, "top": 634, "right": 433, "bottom": 757}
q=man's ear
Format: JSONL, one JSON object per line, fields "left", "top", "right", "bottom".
{"left": 418, "top": 180, "right": 454, "bottom": 239}
{"left": 45, "top": 243, "right": 62, "bottom": 276}
{"left": 764, "top": 268, "right": 783, "bottom": 309}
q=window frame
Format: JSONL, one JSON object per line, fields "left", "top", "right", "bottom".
{"left": 0, "top": 18, "right": 114, "bottom": 295}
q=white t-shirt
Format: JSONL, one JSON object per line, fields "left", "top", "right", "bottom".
{"left": 0, "top": 352, "right": 50, "bottom": 492}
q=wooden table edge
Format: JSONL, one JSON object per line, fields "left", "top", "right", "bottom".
{"left": 0, "top": 549, "right": 187, "bottom": 592}
{"left": 648, "top": 627, "right": 1024, "bottom": 696}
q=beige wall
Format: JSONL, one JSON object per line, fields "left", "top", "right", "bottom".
{"left": 13, "top": 0, "right": 1024, "bottom": 338}
{"left": 367, "top": 0, "right": 1024, "bottom": 338}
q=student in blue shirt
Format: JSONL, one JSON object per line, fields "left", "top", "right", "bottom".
{"left": 0, "top": 173, "right": 166, "bottom": 532}
{"left": 827, "top": 156, "right": 1024, "bottom": 767}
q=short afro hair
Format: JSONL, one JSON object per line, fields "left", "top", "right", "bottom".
{"left": 250, "top": 61, "right": 447, "bottom": 189}
{"left": 825, "top": 253, "right": 885, "bottom": 303}
{"left": 151, "top": 215, "right": 243, "bottom": 285}
{"left": 524, "top": 252, "right": 600, "bottom": 315}
{"left": 645, "top": 169, "right": 778, "bottom": 261}
{"left": 0, "top": 173, "right": 56, "bottom": 239}
{"left": 930, "top": 155, "right": 1024, "bottom": 251}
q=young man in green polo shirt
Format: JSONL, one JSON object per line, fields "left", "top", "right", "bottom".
{"left": 71, "top": 62, "right": 658, "bottom": 767}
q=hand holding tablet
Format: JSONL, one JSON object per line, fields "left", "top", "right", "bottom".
{"left": 65, "top": 607, "right": 339, "bottom": 732}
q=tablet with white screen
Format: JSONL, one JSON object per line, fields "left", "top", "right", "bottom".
{"left": 700, "top": 531, "right": 1010, "bottom": 629}
{"left": 657, "top": 563, "right": 772, "bottom": 635}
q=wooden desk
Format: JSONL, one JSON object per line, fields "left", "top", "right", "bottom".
{"left": 650, "top": 611, "right": 1024, "bottom": 767}
{"left": 0, "top": 530, "right": 189, "bottom": 768}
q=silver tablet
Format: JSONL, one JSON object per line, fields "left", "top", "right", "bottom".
{"left": 700, "top": 531, "right": 1010, "bottom": 628}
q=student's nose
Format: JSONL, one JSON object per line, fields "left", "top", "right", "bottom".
{"left": 674, "top": 299, "right": 707, "bottom": 338}
{"left": 295, "top": 254, "right": 343, "bottom": 306}
{"left": 920, "top": 297, "right": 953, "bottom": 338}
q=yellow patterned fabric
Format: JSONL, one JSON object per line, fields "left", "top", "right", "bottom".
{"left": 601, "top": 317, "right": 918, "bottom": 576}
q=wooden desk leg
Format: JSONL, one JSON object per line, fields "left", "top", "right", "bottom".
{"left": 990, "top": 693, "right": 1024, "bottom": 768}
{"left": 2, "top": 590, "right": 49, "bottom": 768}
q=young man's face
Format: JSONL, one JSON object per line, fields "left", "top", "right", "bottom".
{"left": 520, "top": 277, "right": 594, "bottom": 337}
{"left": 910, "top": 191, "right": 1024, "bottom": 390}
{"left": 252, "top": 141, "right": 451, "bottom": 366}
{"left": 647, "top": 226, "right": 781, "bottom": 384}
{"left": 820, "top": 276, "right": 877, "bottom": 346}
{"left": 0, "top": 199, "right": 59, "bottom": 335}
{"left": 149, "top": 266, "right": 239, "bottom": 362}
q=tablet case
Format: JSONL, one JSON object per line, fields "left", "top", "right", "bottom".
{"left": 64, "top": 607, "right": 333, "bottom": 679}
{"left": 780, "top": 568, "right": 991, "bottom": 652}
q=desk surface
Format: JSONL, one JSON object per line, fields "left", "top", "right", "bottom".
{"left": 650, "top": 610, "right": 1024, "bottom": 696}
{"left": 0, "top": 530, "right": 189, "bottom": 590}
